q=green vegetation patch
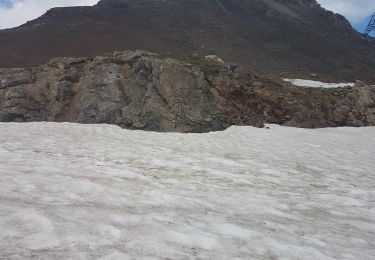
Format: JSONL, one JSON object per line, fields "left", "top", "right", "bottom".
{"left": 110, "top": 58, "right": 126, "bottom": 65}
{"left": 161, "top": 53, "right": 222, "bottom": 76}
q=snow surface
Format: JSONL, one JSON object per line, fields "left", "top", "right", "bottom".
{"left": 0, "top": 122, "right": 374, "bottom": 259}
{"left": 283, "top": 79, "right": 355, "bottom": 88}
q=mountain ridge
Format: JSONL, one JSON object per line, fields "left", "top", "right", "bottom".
{"left": 0, "top": 0, "right": 374, "bottom": 82}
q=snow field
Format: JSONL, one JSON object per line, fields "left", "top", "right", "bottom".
{"left": 0, "top": 122, "right": 374, "bottom": 259}
{"left": 283, "top": 79, "right": 355, "bottom": 88}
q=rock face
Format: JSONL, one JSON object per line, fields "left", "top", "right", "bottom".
{"left": 0, "top": 50, "right": 374, "bottom": 132}
{"left": 0, "top": 0, "right": 374, "bottom": 82}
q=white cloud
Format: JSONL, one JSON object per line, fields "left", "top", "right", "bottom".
{"left": 317, "top": 0, "right": 375, "bottom": 22}
{"left": 0, "top": 0, "right": 99, "bottom": 29}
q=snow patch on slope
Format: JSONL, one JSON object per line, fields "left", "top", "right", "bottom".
{"left": 0, "top": 122, "right": 374, "bottom": 259}
{"left": 284, "top": 78, "right": 355, "bottom": 88}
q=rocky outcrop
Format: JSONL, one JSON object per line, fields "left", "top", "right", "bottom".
{"left": 0, "top": 50, "right": 374, "bottom": 132}
{"left": 253, "top": 80, "right": 375, "bottom": 128}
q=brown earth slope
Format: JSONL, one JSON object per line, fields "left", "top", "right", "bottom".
{"left": 0, "top": 0, "right": 374, "bottom": 82}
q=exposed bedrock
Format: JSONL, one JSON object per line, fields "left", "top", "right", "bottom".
{"left": 0, "top": 50, "right": 374, "bottom": 132}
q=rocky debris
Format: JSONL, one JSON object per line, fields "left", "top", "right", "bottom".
{"left": 0, "top": 50, "right": 374, "bottom": 132}
{"left": 265, "top": 80, "right": 375, "bottom": 127}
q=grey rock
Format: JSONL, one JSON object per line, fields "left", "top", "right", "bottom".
{"left": 0, "top": 50, "right": 374, "bottom": 132}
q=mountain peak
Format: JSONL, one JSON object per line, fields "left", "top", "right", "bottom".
{"left": 96, "top": 0, "right": 131, "bottom": 8}
{"left": 0, "top": 0, "right": 374, "bottom": 81}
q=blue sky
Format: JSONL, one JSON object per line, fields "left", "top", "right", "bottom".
{"left": 0, "top": 0, "right": 12, "bottom": 8}
{"left": 353, "top": 15, "right": 374, "bottom": 35}
{"left": 0, "top": 0, "right": 374, "bottom": 36}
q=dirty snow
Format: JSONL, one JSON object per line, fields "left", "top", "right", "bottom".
{"left": 284, "top": 79, "right": 355, "bottom": 88}
{"left": 0, "top": 122, "right": 374, "bottom": 259}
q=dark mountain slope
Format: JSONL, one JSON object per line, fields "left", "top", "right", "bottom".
{"left": 0, "top": 0, "right": 374, "bottom": 81}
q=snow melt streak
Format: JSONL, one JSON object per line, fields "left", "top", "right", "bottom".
{"left": 0, "top": 123, "right": 374, "bottom": 260}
